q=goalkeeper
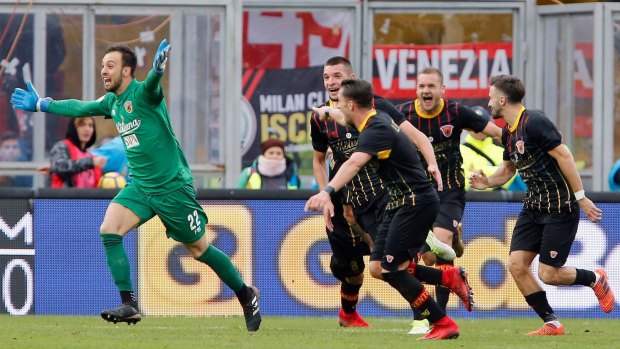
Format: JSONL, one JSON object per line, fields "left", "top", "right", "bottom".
{"left": 10, "top": 39, "right": 262, "bottom": 332}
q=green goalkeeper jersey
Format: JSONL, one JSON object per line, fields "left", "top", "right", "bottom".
{"left": 47, "top": 70, "right": 193, "bottom": 195}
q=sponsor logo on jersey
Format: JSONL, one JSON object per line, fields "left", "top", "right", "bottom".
{"left": 116, "top": 119, "right": 142, "bottom": 135}
{"left": 123, "top": 134, "right": 140, "bottom": 149}
{"left": 440, "top": 125, "right": 454, "bottom": 138}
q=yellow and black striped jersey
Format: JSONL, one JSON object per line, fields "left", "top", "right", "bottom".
{"left": 355, "top": 110, "right": 438, "bottom": 211}
{"left": 502, "top": 108, "right": 577, "bottom": 213}
{"left": 310, "top": 95, "right": 405, "bottom": 209}
{"left": 397, "top": 98, "right": 488, "bottom": 191}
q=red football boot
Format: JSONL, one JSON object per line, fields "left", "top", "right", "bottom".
{"left": 418, "top": 316, "right": 459, "bottom": 340}
{"left": 338, "top": 308, "right": 370, "bottom": 327}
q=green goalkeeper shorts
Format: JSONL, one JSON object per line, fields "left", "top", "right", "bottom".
{"left": 112, "top": 183, "right": 208, "bottom": 243}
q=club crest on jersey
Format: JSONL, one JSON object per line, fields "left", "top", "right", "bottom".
{"left": 516, "top": 140, "right": 525, "bottom": 154}
{"left": 550, "top": 251, "right": 558, "bottom": 259}
{"left": 124, "top": 101, "right": 133, "bottom": 113}
{"left": 386, "top": 255, "right": 394, "bottom": 263}
{"left": 346, "top": 132, "right": 352, "bottom": 139}
{"left": 440, "top": 125, "right": 454, "bottom": 138}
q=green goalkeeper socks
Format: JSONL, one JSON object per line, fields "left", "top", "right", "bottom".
{"left": 197, "top": 245, "right": 245, "bottom": 292}
{"left": 101, "top": 234, "right": 133, "bottom": 291}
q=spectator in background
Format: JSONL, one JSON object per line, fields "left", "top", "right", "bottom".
{"left": 460, "top": 106, "right": 524, "bottom": 191}
{"left": 0, "top": 131, "right": 32, "bottom": 187}
{"left": 0, "top": 13, "right": 67, "bottom": 157}
{"left": 610, "top": 158, "right": 620, "bottom": 191}
{"left": 41, "top": 117, "right": 106, "bottom": 188}
{"left": 91, "top": 134, "right": 130, "bottom": 182}
{"left": 236, "top": 138, "right": 300, "bottom": 189}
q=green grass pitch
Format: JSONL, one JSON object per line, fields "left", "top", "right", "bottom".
{"left": 2, "top": 315, "right": 619, "bottom": 349}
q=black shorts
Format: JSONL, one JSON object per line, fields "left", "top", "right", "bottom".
{"left": 325, "top": 192, "right": 386, "bottom": 278}
{"left": 373, "top": 201, "right": 439, "bottom": 271}
{"left": 353, "top": 190, "right": 387, "bottom": 242}
{"left": 433, "top": 189, "right": 465, "bottom": 234}
{"left": 510, "top": 207, "right": 580, "bottom": 267}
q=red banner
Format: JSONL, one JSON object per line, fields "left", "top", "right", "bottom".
{"left": 243, "top": 11, "right": 351, "bottom": 70}
{"left": 372, "top": 43, "right": 513, "bottom": 100}
{"left": 574, "top": 42, "right": 593, "bottom": 99}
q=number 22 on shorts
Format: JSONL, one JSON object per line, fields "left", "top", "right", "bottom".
{"left": 187, "top": 210, "right": 202, "bottom": 234}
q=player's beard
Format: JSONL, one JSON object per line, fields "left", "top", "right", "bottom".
{"left": 489, "top": 106, "right": 503, "bottom": 119}
{"left": 104, "top": 74, "right": 122, "bottom": 93}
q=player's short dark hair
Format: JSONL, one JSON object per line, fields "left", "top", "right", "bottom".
{"left": 340, "top": 79, "right": 373, "bottom": 109}
{"left": 418, "top": 66, "right": 444, "bottom": 84}
{"left": 325, "top": 56, "right": 352, "bottom": 70}
{"left": 489, "top": 75, "right": 525, "bottom": 103}
{"left": 105, "top": 44, "right": 137, "bottom": 77}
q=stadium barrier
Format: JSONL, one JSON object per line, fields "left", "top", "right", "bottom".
{"left": 1, "top": 188, "right": 618, "bottom": 318}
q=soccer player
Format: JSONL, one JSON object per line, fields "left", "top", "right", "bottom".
{"left": 306, "top": 79, "right": 473, "bottom": 340}
{"left": 470, "top": 74, "right": 614, "bottom": 335}
{"left": 10, "top": 39, "right": 262, "bottom": 331}
{"left": 396, "top": 67, "right": 502, "bottom": 332}
{"left": 310, "top": 57, "right": 454, "bottom": 328}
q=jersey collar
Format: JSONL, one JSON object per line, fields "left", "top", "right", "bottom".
{"left": 117, "top": 79, "right": 138, "bottom": 99}
{"left": 357, "top": 109, "right": 377, "bottom": 132}
{"left": 415, "top": 98, "right": 445, "bottom": 118}
{"left": 508, "top": 106, "right": 527, "bottom": 132}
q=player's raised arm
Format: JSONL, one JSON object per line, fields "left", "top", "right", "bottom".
{"left": 312, "top": 105, "right": 347, "bottom": 126}
{"left": 11, "top": 81, "right": 109, "bottom": 117}
{"left": 144, "top": 39, "right": 171, "bottom": 97}
{"left": 152, "top": 39, "right": 171, "bottom": 75}
{"left": 481, "top": 120, "right": 503, "bottom": 142}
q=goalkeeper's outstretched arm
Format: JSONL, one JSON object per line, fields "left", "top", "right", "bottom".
{"left": 11, "top": 80, "right": 109, "bottom": 117}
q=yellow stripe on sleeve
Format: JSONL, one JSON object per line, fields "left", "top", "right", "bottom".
{"left": 377, "top": 149, "right": 392, "bottom": 159}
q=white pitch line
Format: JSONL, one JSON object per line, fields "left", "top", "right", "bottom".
{"left": 0, "top": 249, "right": 35, "bottom": 256}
